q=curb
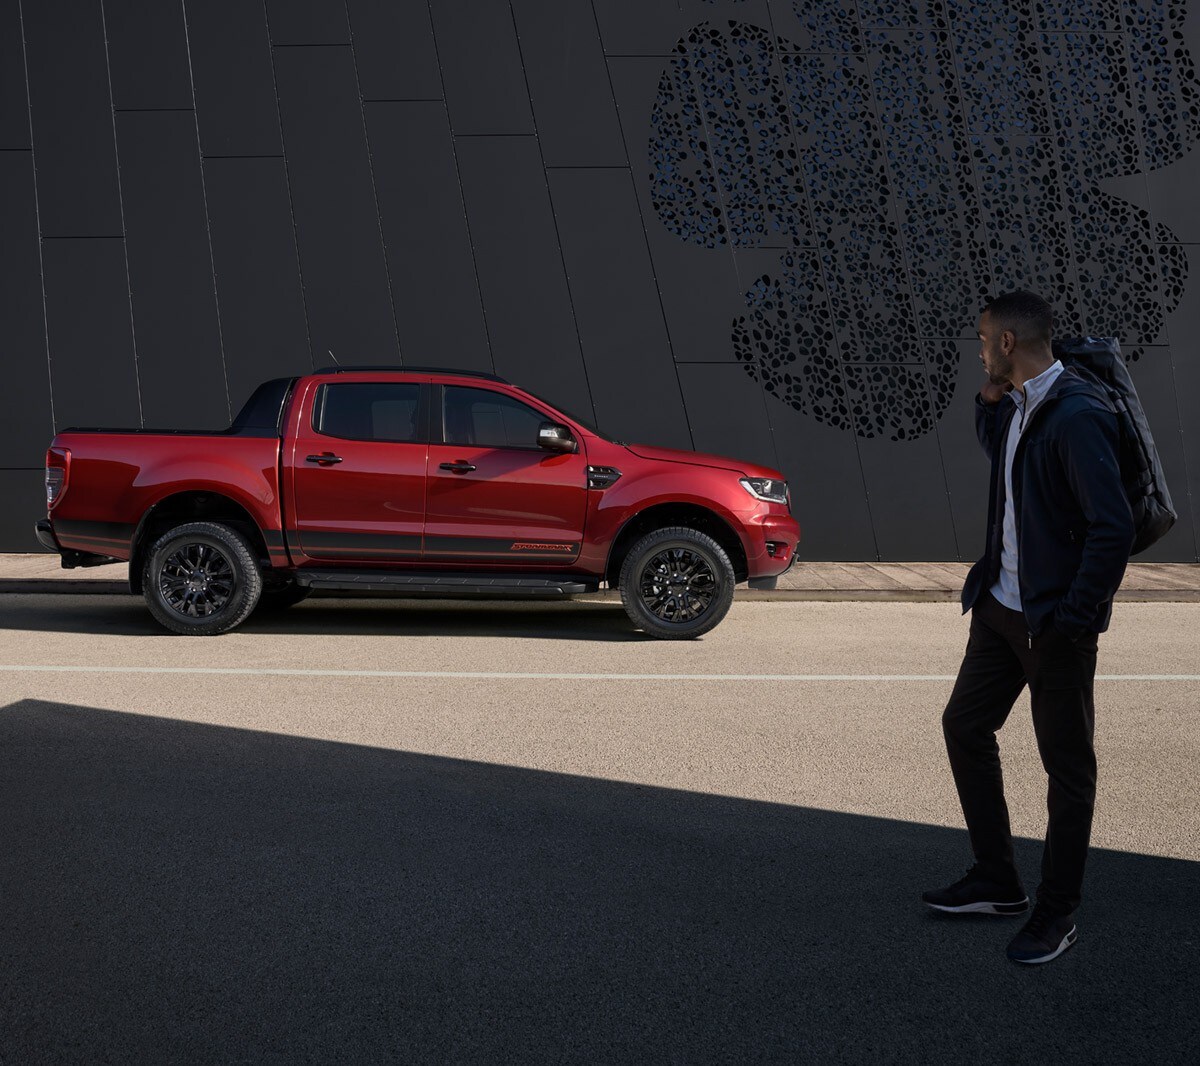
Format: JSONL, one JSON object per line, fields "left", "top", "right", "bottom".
{"left": 0, "top": 580, "right": 132, "bottom": 595}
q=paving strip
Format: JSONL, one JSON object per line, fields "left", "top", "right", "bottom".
{"left": 2, "top": 664, "right": 1197, "bottom": 682}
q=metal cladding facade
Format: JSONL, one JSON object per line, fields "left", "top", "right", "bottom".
{"left": 2, "top": 0, "right": 1198, "bottom": 561}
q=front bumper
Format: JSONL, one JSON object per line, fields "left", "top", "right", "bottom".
{"left": 740, "top": 511, "right": 800, "bottom": 588}
{"left": 748, "top": 547, "right": 796, "bottom": 590}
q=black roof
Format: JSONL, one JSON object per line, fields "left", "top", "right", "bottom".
{"left": 312, "top": 365, "right": 508, "bottom": 383}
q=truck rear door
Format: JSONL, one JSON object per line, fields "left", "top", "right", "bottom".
{"left": 286, "top": 378, "right": 429, "bottom": 563}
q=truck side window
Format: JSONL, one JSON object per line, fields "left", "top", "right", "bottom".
{"left": 443, "top": 386, "right": 545, "bottom": 449}
{"left": 315, "top": 383, "right": 422, "bottom": 442}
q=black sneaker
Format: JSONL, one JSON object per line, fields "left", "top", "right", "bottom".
{"left": 922, "top": 865, "right": 1029, "bottom": 915}
{"left": 1006, "top": 905, "right": 1078, "bottom": 964}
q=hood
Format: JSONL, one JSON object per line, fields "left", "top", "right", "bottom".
{"left": 623, "top": 442, "right": 780, "bottom": 479}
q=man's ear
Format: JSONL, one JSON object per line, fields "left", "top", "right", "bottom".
{"left": 1001, "top": 328, "right": 1016, "bottom": 355}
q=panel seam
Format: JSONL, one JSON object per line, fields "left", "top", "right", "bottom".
{"left": 98, "top": 0, "right": 145, "bottom": 427}
{"left": 262, "top": 0, "right": 317, "bottom": 372}
{"left": 424, "top": 0, "right": 498, "bottom": 375}
{"left": 588, "top": 0, "right": 700, "bottom": 453}
{"left": 180, "top": 0, "right": 233, "bottom": 421}
{"left": 15, "top": 1, "right": 53, "bottom": 434}
{"left": 508, "top": 1, "right": 600, "bottom": 427}
{"left": 344, "top": 6, "right": 405, "bottom": 364}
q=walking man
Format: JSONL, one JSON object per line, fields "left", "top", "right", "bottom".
{"left": 923, "top": 291, "right": 1135, "bottom": 964}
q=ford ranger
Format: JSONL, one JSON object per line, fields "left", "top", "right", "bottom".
{"left": 36, "top": 367, "right": 799, "bottom": 639}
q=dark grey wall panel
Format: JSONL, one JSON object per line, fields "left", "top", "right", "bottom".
{"left": 365, "top": 102, "right": 491, "bottom": 373}
{"left": 0, "top": 153, "right": 54, "bottom": 465}
{"left": 852, "top": 370, "right": 959, "bottom": 563}
{"left": 274, "top": 46, "right": 398, "bottom": 365}
{"left": 768, "top": 406, "right": 876, "bottom": 562}
{"left": 938, "top": 345, "right": 992, "bottom": 565}
{"left": 204, "top": 157, "right": 310, "bottom": 407}
{"left": 641, "top": 226, "right": 745, "bottom": 365}
{"left": 23, "top": 0, "right": 122, "bottom": 236}
{"left": 348, "top": 0, "right": 442, "bottom": 101}
{"left": 1162, "top": 266, "right": 1200, "bottom": 560}
{"left": 117, "top": 111, "right": 227, "bottom": 428}
{"left": 1123, "top": 348, "right": 1196, "bottom": 562}
{"left": 456, "top": 136, "right": 591, "bottom": 413}
{"left": 549, "top": 167, "right": 690, "bottom": 449}
{"left": 1147, "top": 156, "right": 1200, "bottom": 242}
{"left": 0, "top": 470, "right": 46, "bottom": 550}
{"left": 430, "top": 0, "right": 534, "bottom": 135}
{"left": 41, "top": 238, "right": 140, "bottom": 430}
{"left": 592, "top": 0, "right": 690, "bottom": 56}
{"left": 512, "top": 0, "right": 626, "bottom": 167}
{"left": 0, "top": 0, "right": 31, "bottom": 148}
{"left": 104, "top": 0, "right": 194, "bottom": 110}
{"left": 2, "top": 0, "right": 1199, "bottom": 559}
{"left": 676, "top": 363, "right": 778, "bottom": 473}
{"left": 185, "top": 0, "right": 282, "bottom": 157}
{"left": 265, "top": 0, "right": 349, "bottom": 45}
{"left": 609, "top": 56, "right": 746, "bottom": 364}
{"left": 593, "top": 0, "right": 772, "bottom": 56}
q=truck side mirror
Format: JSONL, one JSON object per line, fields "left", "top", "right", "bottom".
{"left": 537, "top": 422, "right": 577, "bottom": 454}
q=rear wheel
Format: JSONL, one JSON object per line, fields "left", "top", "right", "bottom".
{"left": 619, "top": 526, "right": 735, "bottom": 640}
{"left": 142, "top": 521, "right": 262, "bottom": 636}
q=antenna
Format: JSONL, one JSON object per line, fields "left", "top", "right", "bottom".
{"left": 326, "top": 348, "right": 341, "bottom": 366}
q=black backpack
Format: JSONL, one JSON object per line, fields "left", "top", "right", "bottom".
{"left": 1052, "top": 337, "right": 1177, "bottom": 555}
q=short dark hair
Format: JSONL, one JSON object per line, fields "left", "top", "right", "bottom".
{"left": 983, "top": 290, "right": 1053, "bottom": 343}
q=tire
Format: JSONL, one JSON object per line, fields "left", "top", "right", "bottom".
{"left": 618, "top": 526, "right": 735, "bottom": 640}
{"left": 142, "top": 521, "right": 262, "bottom": 636}
{"left": 255, "top": 580, "right": 312, "bottom": 613}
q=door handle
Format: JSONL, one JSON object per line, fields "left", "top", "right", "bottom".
{"left": 439, "top": 461, "right": 476, "bottom": 474}
{"left": 306, "top": 453, "right": 343, "bottom": 465}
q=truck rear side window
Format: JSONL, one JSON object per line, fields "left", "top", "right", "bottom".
{"left": 314, "top": 383, "right": 422, "bottom": 443}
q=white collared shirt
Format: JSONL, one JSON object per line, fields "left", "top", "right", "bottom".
{"left": 989, "top": 360, "right": 1066, "bottom": 613}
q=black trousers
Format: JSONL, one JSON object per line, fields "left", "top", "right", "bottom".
{"left": 942, "top": 591, "right": 1099, "bottom": 915}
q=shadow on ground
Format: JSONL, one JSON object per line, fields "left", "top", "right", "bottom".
{"left": 0, "top": 595, "right": 648, "bottom": 641}
{"left": 1, "top": 700, "right": 1195, "bottom": 1063}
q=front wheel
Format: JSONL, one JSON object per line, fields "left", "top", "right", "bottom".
{"left": 618, "top": 526, "right": 735, "bottom": 640}
{"left": 142, "top": 521, "right": 262, "bottom": 636}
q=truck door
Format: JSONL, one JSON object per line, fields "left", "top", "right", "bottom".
{"left": 425, "top": 384, "right": 587, "bottom": 565}
{"left": 289, "top": 380, "right": 428, "bottom": 563}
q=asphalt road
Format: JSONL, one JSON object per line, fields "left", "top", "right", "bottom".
{"left": 1, "top": 594, "right": 1197, "bottom": 1064}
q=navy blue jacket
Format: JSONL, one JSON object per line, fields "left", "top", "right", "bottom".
{"left": 961, "top": 367, "right": 1135, "bottom": 638}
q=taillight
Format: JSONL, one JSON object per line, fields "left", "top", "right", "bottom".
{"left": 45, "top": 447, "right": 70, "bottom": 508}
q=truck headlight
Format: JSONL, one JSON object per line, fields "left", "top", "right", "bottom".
{"left": 739, "top": 477, "right": 788, "bottom": 504}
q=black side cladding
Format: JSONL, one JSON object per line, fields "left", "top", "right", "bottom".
{"left": 1052, "top": 337, "right": 1177, "bottom": 555}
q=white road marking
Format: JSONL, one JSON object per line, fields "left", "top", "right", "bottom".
{"left": 0, "top": 665, "right": 1197, "bottom": 682}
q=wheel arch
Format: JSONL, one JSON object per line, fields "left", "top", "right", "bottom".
{"left": 605, "top": 503, "right": 749, "bottom": 587}
{"left": 130, "top": 491, "right": 270, "bottom": 595}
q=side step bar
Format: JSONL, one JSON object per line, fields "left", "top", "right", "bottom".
{"left": 293, "top": 569, "right": 598, "bottom": 598}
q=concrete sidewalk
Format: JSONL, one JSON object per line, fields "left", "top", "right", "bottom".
{"left": 3, "top": 552, "right": 1198, "bottom": 601}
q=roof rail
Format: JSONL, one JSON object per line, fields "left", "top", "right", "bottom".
{"left": 312, "top": 365, "right": 509, "bottom": 383}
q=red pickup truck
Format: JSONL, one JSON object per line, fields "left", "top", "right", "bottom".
{"left": 36, "top": 367, "right": 799, "bottom": 639}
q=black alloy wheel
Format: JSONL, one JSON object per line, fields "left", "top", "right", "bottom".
{"left": 638, "top": 546, "right": 717, "bottom": 624}
{"left": 619, "top": 526, "right": 735, "bottom": 640}
{"left": 159, "top": 542, "right": 236, "bottom": 618}
{"left": 142, "top": 521, "right": 263, "bottom": 636}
